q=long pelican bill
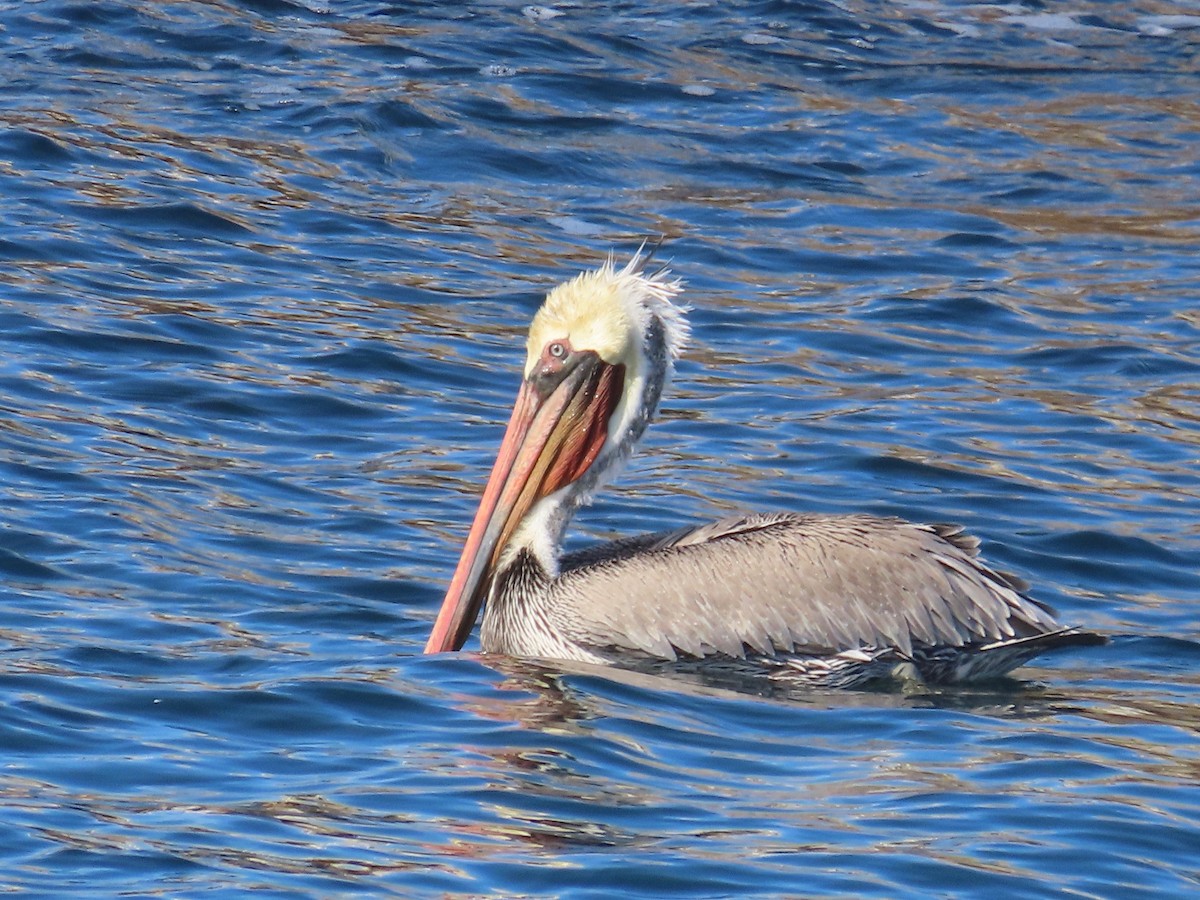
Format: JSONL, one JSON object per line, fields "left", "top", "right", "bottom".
{"left": 424, "top": 352, "right": 624, "bottom": 653}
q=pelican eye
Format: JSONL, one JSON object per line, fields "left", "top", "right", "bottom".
{"left": 539, "top": 338, "right": 573, "bottom": 374}
{"left": 531, "top": 338, "right": 578, "bottom": 397}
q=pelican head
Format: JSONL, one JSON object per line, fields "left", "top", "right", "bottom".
{"left": 424, "top": 250, "right": 687, "bottom": 653}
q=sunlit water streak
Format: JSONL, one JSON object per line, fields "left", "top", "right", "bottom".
{"left": 1, "top": 1, "right": 1198, "bottom": 897}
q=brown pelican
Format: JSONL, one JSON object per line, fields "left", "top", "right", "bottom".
{"left": 424, "top": 250, "right": 1102, "bottom": 689}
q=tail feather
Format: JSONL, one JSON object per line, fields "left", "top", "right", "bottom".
{"left": 982, "top": 627, "right": 1107, "bottom": 654}
{"left": 919, "top": 628, "right": 1105, "bottom": 683}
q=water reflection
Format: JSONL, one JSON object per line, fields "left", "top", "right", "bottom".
{"left": 3, "top": 0, "right": 1199, "bottom": 895}
{"left": 391, "top": 649, "right": 1200, "bottom": 894}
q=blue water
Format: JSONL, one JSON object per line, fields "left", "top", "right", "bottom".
{"left": 2, "top": 1, "right": 1198, "bottom": 896}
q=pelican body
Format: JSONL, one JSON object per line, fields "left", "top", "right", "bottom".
{"left": 424, "top": 251, "right": 1101, "bottom": 689}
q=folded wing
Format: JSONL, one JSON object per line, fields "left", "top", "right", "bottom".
{"left": 556, "top": 513, "right": 1062, "bottom": 661}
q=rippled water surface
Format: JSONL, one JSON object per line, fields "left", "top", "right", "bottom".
{"left": 3, "top": 1, "right": 1199, "bottom": 896}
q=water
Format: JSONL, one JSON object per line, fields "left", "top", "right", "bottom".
{"left": 2, "top": 0, "right": 1198, "bottom": 896}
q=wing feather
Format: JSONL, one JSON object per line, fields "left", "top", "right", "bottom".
{"left": 552, "top": 513, "right": 1060, "bottom": 662}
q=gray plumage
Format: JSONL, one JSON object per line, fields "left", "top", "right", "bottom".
{"left": 480, "top": 513, "right": 1101, "bottom": 689}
